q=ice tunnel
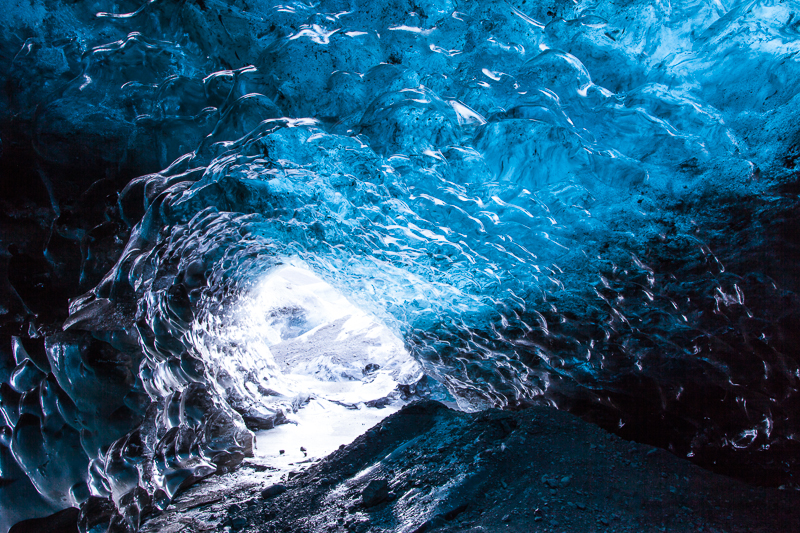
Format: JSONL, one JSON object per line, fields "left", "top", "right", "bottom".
{"left": 2, "top": 0, "right": 800, "bottom": 531}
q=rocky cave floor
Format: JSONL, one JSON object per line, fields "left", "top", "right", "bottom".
{"left": 139, "top": 401, "right": 800, "bottom": 533}
{"left": 16, "top": 400, "right": 800, "bottom": 533}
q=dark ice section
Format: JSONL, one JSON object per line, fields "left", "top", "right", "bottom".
{"left": 2, "top": 0, "right": 800, "bottom": 530}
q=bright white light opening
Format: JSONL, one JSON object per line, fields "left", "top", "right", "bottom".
{"left": 194, "top": 261, "right": 422, "bottom": 463}
{"left": 250, "top": 263, "right": 422, "bottom": 405}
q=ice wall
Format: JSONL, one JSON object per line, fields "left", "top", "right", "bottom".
{"left": 2, "top": 0, "right": 800, "bottom": 530}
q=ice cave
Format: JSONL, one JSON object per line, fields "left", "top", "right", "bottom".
{"left": 2, "top": 0, "right": 800, "bottom": 531}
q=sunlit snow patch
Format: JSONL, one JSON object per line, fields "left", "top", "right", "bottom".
{"left": 253, "top": 398, "right": 403, "bottom": 469}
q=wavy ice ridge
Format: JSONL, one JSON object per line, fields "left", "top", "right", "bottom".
{"left": 1, "top": 0, "right": 800, "bottom": 530}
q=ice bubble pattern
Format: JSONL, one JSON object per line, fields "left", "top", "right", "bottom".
{"left": 2, "top": 0, "right": 800, "bottom": 530}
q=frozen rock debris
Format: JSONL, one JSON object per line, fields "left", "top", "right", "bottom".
{"left": 1, "top": 0, "right": 800, "bottom": 531}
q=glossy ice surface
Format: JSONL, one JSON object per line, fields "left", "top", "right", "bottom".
{"left": 1, "top": 0, "right": 800, "bottom": 530}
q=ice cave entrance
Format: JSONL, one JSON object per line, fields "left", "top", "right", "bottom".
{"left": 233, "top": 263, "right": 422, "bottom": 468}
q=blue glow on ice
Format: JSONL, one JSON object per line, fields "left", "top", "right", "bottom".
{"left": 2, "top": 0, "right": 800, "bottom": 528}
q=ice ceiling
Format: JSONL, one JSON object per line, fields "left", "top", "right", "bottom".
{"left": 2, "top": 0, "right": 800, "bottom": 530}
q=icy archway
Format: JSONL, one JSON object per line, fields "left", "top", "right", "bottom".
{"left": 189, "top": 262, "right": 422, "bottom": 423}
{"left": 2, "top": 0, "right": 800, "bottom": 530}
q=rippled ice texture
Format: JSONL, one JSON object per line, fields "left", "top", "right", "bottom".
{"left": 2, "top": 0, "right": 800, "bottom": 530}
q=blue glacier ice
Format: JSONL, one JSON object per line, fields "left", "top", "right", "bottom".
{"left": 1, "top": 0, "right": 800, "bottom": 530}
